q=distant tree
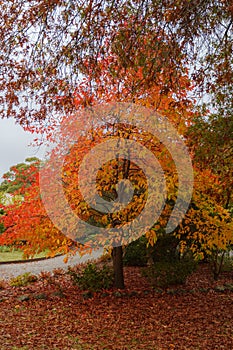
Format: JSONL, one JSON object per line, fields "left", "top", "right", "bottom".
{"left": 0, "top": 158, "right": 41, "bottom": 196}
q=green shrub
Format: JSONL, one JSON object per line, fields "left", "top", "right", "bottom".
{"left": 222, "top": 254, "right": 233, "bottom": 272}
{"left": 152, "top": 234, "right": 180, "bottom": 263}
{"left": 205, "top": 248, "right": 233, "bottom": 280}
{"left": 9, "top": 272, "right": 38, "bottom": 287}
{"left": 0, "top": 223, "right": 5, "bottom": 234}
{"left": 0, "top": 245, "right": 12, "bottom": 253}
{"left": 68, "top": 263, "right": 114, "bottom": 292}
{"left": 123, "top": 234, "right": 181, "bottom": 267}
{"left": 123, "top": 236, "right": 148, "bottom": 266}
{"left": 142, "top": 259, "right": 197, "bottom": 288}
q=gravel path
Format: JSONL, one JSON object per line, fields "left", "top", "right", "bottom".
{"left": 0, "top": 249, "right": 103, "bottom": 280}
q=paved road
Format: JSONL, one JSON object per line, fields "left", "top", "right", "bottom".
{"left": 0, "top": 249, "right": 103, "bottom": 280}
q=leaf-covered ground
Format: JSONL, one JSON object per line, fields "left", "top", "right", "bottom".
{"left": 0, "top": 264, "right": 232, "bottom": 350}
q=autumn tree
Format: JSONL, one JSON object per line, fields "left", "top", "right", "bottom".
{"left": 187, "top": 114, "right": 233, "bottom": 211}
{"left": 1, "top": 100, "right": 195, "bottom": 288}
{"left": 0, "top": 3, "right": 197, "bottom": 286}
{"left": 0, "top": 158, "right": 41, "bottom": 241}
{"left": 177, "top": 167, "right": 233, "bottom": 279}
{"left": 0, "top": 158, "right": 77, "bottom": 256}
{"left": 182, "top": 109, "right": 233, "bottom": 278}
{"left": 41, "top": 103, "right": 193, "bottom": 288}
{"left": 0, "top": 158, "right": 41, "bottom": 196}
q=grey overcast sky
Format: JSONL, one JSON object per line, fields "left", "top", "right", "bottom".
{"left": 0, "top": 118, "right": 43, "bottom": 180}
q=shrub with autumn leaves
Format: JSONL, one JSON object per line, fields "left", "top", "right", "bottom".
{"left": 177, "top": 169, "right": 233, "bottom": 279}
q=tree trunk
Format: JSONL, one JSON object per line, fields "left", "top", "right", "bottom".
{"left": 112, "top": 246, "right": 125, "bottom": 289}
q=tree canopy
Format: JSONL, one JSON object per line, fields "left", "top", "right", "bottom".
{"left": 0, "top": 0, "right": 232, "bottom": 126}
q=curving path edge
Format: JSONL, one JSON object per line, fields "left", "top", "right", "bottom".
{"left": 0, "top": 249, "right": 103, "bottom": 280}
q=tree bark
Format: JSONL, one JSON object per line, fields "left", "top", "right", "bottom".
{"left": 112, "top": 246, "right": 125, "bottom": 289}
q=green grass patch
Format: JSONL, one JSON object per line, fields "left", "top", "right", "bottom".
{"left": 10, "top": 272, "right": 38, "bottom": 287}
{"left": 0, "top": 246, "right": 49, "bottom": 262}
